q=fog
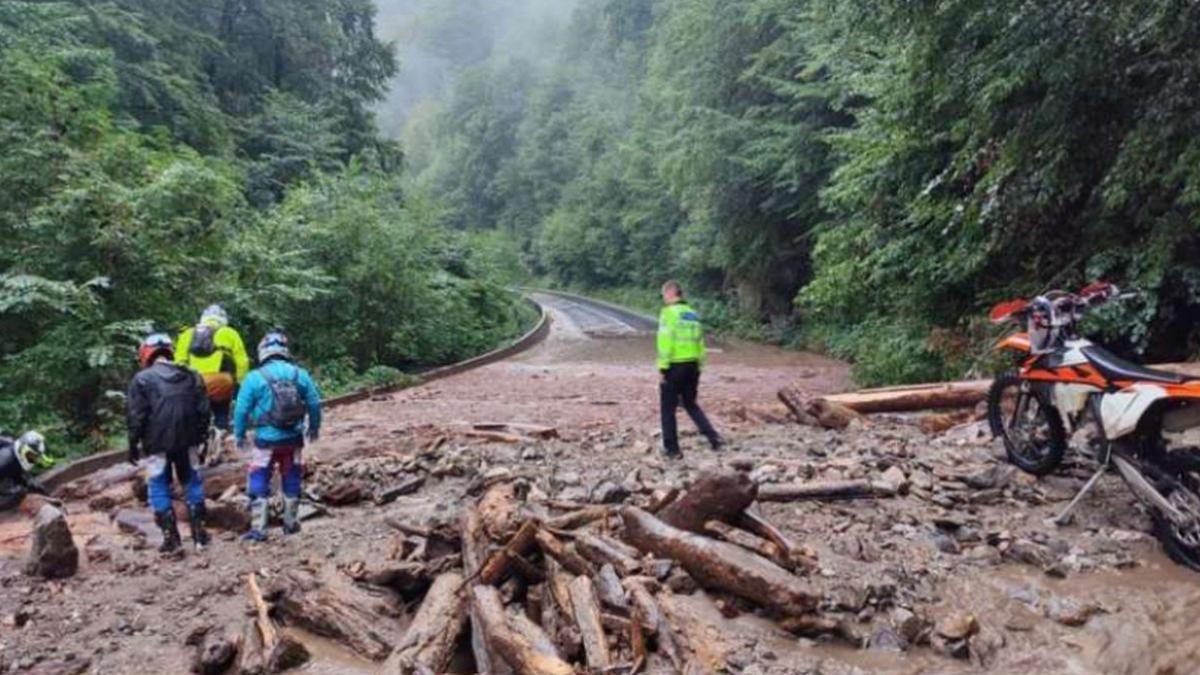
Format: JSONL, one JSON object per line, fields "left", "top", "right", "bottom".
{"left": 373, "top": 0, "right": 578, "bottom": 137}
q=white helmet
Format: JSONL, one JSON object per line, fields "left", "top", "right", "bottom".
{"left": 14, "top": 431, "right": 47, "bottom": 472}
{"left": 200, "top": 304, "right": 229, "bottom": 327}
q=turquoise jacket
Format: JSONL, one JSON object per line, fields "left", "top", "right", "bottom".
{"left": 233, "top": 359, "right": 322, "bottom": 447}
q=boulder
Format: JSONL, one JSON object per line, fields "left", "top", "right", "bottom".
{"left": 25, "top": 505, "right": 79, "bottom": 579}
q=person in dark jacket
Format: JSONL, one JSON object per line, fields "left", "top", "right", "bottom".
{"left": 0, "top": 431, "right": 50, "bottom": 511}
{"left": 127, "top": 333, "right": 212, "bottom": 554}
{"left": 234, "top": 330, "right": 321, "bottom": 542}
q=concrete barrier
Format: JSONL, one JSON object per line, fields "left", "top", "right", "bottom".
{"left": 526, "top": 288, "right": 658, "bottom": 331}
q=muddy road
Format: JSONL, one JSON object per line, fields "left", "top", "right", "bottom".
{"left": 1, "top": 294, "right": 1198, "bottom": 674}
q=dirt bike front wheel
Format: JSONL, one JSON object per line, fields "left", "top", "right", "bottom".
{"left": 987, "top": 370, "right": 1067, "bottom": 475}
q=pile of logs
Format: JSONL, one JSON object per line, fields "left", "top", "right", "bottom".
{"left": 185, "top": 470, "right": 886, "bottom": 674}
{"left": 383, "top": 470, "right": 824, "bottom": 674}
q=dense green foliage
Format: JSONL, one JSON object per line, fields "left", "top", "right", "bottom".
{"left": 406, "top": 0, "right": 1200, "bottom": 384}
{"left": 0, "top": 0, "right": 530, "bottom": 456}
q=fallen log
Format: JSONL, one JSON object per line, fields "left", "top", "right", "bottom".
{"left": 546, "top": 505, "right": 610, "bottom": 531}
{"left": 464, "top": 430, "right": 532, "bottom": 444}
{"left": 703, "top": 520, "right": 781, "bottom": 561}
{"left": 244, "top": 573, "right": 310, "bottom": 672}
{"left": 777, "top": 389, "right": 863, "bottom": 429}
{"left": 472, "top": 586, "right": 574, "bottom": 675}
{"left": 473, "top": 422, "right": 559, "bottom": 440}
{"left": 594, "top": 563, "right": 629, "bottom": 611}
{"left": 575, "top": 532, "right": 641, "bottom": 576}
{"left": 383, "top": 572, "right": 467, "bottom": 674}
{"left": 481, "top": 520, "right": 540, "bottom": 586}
{"left": 542, "top": 562, "right": 583, "bottom": 660}
{"left": 740, "top": 505, "right": 818, "bottom": 572}
{"left": 568, "top": 576, "right": 611, "bottom": 668}
{"left": 238, "top": 618, "right": 266, "bottom": 675}
{"left": 462, "top": 509, "right": 504, "bottom": 675}
{"left": 756, "top": 480, "right": 896, "bottom": 502}
{"left": 478, "top": 481, "right": 523, "bottom": 540}
{"left": 374, "top": 475, "right": 427, "bottom": 505}
{"left": 621, "top": 508, "right": 817, "bottom": 617}
{"left": 820, "top": 380, "right": 992, "bottom": 414}
{"left": 656, "top": 471, "right": 757, "bottom": 534}
{"left": 268, "top": 572, "right": 395, "bottom": 661}
{"left": 534, "top": 529, "right": 592, "bottom": 576}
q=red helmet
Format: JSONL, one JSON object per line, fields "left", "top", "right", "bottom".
{"left": 138, "top": 333, "right": 174, "bottom": 368}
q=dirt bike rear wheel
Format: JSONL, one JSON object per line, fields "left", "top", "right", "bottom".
{"left": 1152, "top": 477, "right": 1200, "bottom": 572}
{"left": 987, "top": 370, "right": 1067, "bottom": 475}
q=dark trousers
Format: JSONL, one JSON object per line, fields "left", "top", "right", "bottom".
{"left": 660, "top": 362, "right": 718, "bottom": 453}
{"left": 211, "top": 400, "right": 231, "bottom": 431}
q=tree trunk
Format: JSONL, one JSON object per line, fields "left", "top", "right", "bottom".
{"left": 383, "top": 572, "right": 467, "bottom": 673}
{"left": 621, "top": 508, "right": 816, "bottom": 617}
{"left": 472, "top": 586, "right": 574, "bottom": 675}
{"left": 656, "top": 471, "right": 757, "bottom": 534}
{"left": 756, "top": 480, "right": 896, "bottom": 502}
{"left": 568, "top": 576, "right": 611, "bottom": 668}
{"left": 574, "top": 532, "right": 641, "bottom": 576}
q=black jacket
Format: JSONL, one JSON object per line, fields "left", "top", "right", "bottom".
{"left": 0, "top": 437, "right": 44, "bottom": 510}
{"left": 127, "top": 361, "right": 211, "bottom": 456}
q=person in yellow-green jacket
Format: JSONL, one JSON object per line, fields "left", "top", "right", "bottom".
{"left": 657, "top": 280, "right": 722, "bottom": 459}
{"left": 175, "top": 305, "right": 250, "bottom": 434}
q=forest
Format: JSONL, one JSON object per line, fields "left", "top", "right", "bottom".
{"left": 0, "top": 0, "right": 531, "bottom": 454}
{"left": 399, "top": 0, "right": 1200, "bottom": 385}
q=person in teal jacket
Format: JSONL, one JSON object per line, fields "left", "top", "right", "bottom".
{"left": 657, "top": 280, "right": 721, "bottom": 458}
{"left": 234, "top": 330, "right": 321, "bottom": 541}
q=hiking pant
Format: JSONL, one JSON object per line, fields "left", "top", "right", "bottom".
{"left": 145, "top": 450, "right": 205, "bottom": 513}
{"left": 211, "top": 400, "right": 232, "bottom": 432}
{"left": 660, "top": 362, "right": 719, "bottom": 453}
{"left": 247, "top": 445, "right": 303, "bottom": 500}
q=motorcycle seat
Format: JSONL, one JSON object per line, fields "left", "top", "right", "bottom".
{"left": 1082, "top": 346, "right": 1194, "bottom": 385}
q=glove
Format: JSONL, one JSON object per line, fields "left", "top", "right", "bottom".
{"left": 306, "top": 428, "right": 319, "bottom": 443}
{"left": 236, "top": 437, "right": 250, "bottom": 453}
{"left": 127, "top": 442, "right": 141, "bottom": 466}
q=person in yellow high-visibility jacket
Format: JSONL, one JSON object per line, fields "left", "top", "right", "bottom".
{"left": 175, "top": 305, "right": 250, "bottom": 432}
{"left": 657, "top": 280, "right": 721, "bottom": 458}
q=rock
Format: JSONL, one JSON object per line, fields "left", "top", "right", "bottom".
{"left": 878, "top": 466, "right": 908, "bottom": 493}
{"left": 1003, "top": 602, "right": 1040, "bottom": 632}
{"left": 320, "top": 480, "right": 368, "bottom": 506}
{"left": 1046, "top": 597, "right": 1097, "bottom": 627}
{"left": 24, "top": 505, "right": 79, "bottom": 579}
{"left": 964, "top": 465, "right": 1014, "bottom": 490}
{"left": 868, "top": 627, "right": 906, "bottom": 652}
{"left": 931, "top": 634, "right": 970, "bottom": 660}
{"left": 1004, "top": 539, "right": 1050, "bottom": 568}
{"left": 204, "top": 501, "right": 250, "bottom": 532}
{"left": 930, "top": 531, "right": 961, "bottom": 555}
{"left": 892, "top": 608, "right": 925, "bottom": 644}
{"left": 520, "top": 447, "right": 543, "bottom": 461}
{"left": 193, "top": 632, "right": 237, "bottom": 674}
{"left": 935, "top": 611, "right": 979, "bottom": 640}
{"left": 590, "top": 480, "right": 630, "bottom": 504}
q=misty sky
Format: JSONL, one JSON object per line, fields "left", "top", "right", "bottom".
{"left": 373, "top": 0, "right": 579, "bottom": 137}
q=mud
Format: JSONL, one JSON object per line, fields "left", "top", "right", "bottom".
{"left": 0, "top": 296, "right": 1195, "bottom": 674}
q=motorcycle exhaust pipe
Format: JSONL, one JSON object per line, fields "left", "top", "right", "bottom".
{"left": 1112, "top": 455, "right": 1187, "bottom": 524}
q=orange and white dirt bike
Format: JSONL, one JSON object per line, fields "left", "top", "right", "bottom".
{"left": 987, "top": 282, "right": 1200, "bottom": 570}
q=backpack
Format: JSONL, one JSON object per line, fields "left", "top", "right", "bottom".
{"left": 190, "top": 324, "right": 218, "bottom": 358}
{"left": 261, "top": 367, "right": 307, "bottom": 428}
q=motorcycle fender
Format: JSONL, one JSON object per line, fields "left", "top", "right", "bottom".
{"left": 1051, "top": 384, "right": 1092, "bottom": 430}
{"left": 995, "top": 333, "right": 1031, "bottom": 353}
{"left": 1100, "top": 385, "right": 1168, "bottom": 440}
